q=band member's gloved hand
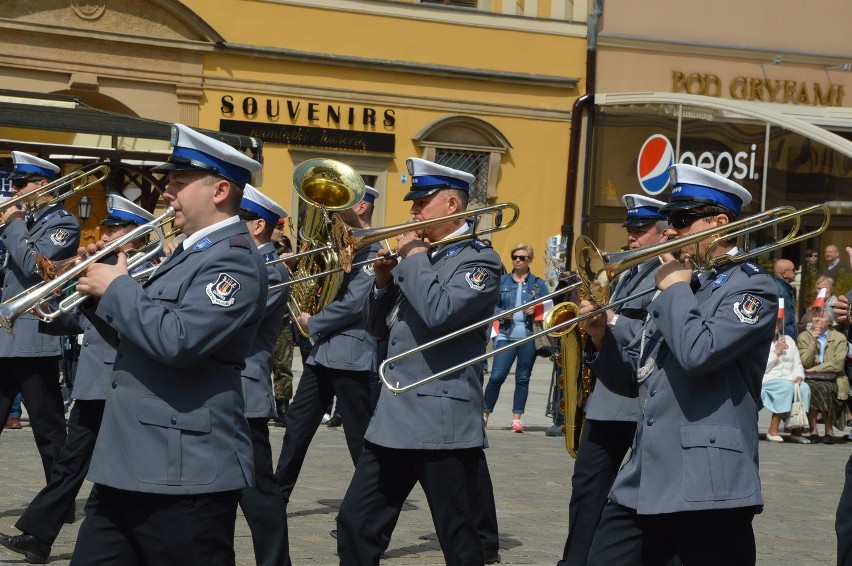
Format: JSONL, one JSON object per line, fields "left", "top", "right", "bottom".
{"left": 3, "top": 206, "right": 25, "bottom": 224}
{"left": 655, "top": 252, "right": 693, "bottom": 291}
{"left": 578, "top": 299, "right": 607, "bottom": 350}
{"left": 77, "top": 250, "right": 129, "bottom": 298}
{"left": 372, "top": 247, "right": 397, "bottom": 289}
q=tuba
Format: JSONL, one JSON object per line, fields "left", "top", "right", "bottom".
{"left": 287, "top": 159, "right": 365, "bottom": 338}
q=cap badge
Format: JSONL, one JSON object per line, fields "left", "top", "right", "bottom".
{"left": 669, "top": 167, "right": 678, "bottom": 186}
{"left": 206, "top": 272, "right": 241, "bottom": 307}
{"left": 625, "top": 196, "right": 636, "bottom": 209}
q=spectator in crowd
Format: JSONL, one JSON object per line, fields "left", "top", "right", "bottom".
{"left": 798, "top": 276, "right": 838, "bottom": 333}
{"left": 798, "top": 308, "right": 848, "bottom": 444}
{"left": 773, "top": 258, "right": 798, "bottom": 338}
{"left": 822, "top": 244, "right": 843, "bottom": 280}
{"left": 5, "top": 392, "right": 22, "bottom": 429}
{"left": 271, "top": 223, "right": 294, "bottom": 427}
{"left": 483, "top": 243, "right": 549, "bottom": 433}
{"left": 762, "top": 314, "right": 810, "bottom": 443}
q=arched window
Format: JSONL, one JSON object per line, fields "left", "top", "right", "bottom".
{"left": 413, "top": 116, "right": 511, "bottom": 208}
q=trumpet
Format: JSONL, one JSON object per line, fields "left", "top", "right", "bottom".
{"left": 0, "top": 208, "right": 175, "bottom": 335}
{"left": 378, "top": 203, "right": 832, "bottom": 395}
{"left": 0, "top": 164, "right": 109, "bottom": 225}
{"left": 271, "top": 203, "right": 520, "bottom": 291}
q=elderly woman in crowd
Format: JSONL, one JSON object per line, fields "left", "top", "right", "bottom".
{"left": 798, "top": 308, "right": 849, "bottom": 444}
{"left": 762, "top": 317, "right": 811, "bottom": 443}
{"left": 798, "top": 275, "right": 839, "bottom": 333}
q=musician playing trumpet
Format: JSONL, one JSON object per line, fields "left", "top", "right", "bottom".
{"left": 578, "top": 165, "right": 776, "bottom": 566}
{"left": 0, "top": 152, "right": 79, "bottom": 483}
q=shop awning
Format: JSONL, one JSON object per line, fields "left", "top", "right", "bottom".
{"left": 0, "top": 90, "right": 262, "bottom": 160}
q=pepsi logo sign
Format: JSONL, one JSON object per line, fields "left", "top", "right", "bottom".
{"left": 637, "top": 134, "right": 760, "bottom": 195}
{"left": 637, "top": 134, "right": 674, "bottom": 195}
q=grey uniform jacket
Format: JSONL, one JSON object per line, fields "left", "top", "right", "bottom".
{"left": 306, "top": 242, "right": 379, "bottom": 372}
{"left": 242, "top": 241, "right": 290, "bottom": 420}
{"left": 584, "top": 259, "right": 660, "bottom": 422}
{"left": 0, "top": 204, "right": 80, "bottom": 357}
{"left": 86, "top": 221, "right": 268, "bottom": 494}
{"left": 41, "top": 309, "right": 113, "bottom": 401}
{"left": 363, "top": 238, "right": 501, "bottom": 450}
{"left": 587, "top": 261, "right": 776, "bottom": 514}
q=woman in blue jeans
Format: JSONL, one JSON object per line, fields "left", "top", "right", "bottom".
{"left": 483, "top": 243, "right": 549, "bottom": 432}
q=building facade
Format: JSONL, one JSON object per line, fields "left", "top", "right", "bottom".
{"left": 0, "top": 0, "right": 589, "bottom": 273}
{"left": 580, "top": 0, "right": 852, "bottom": 300}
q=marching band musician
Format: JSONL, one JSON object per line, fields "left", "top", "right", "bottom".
{"left": 70, "top": 124, "right": 267, "bottom": 564}
{"left": 236, "top": 184, "right": 292, "bottom": 566}
{"left": 274, "top": 183, "right": 380, "bottom": 551}
{"left": 832, "top": 291, "right": 852, "bottom": 565}
{"left": 559, "top": 194, "right": 669, "bottom": 566}
{"left": 0, "top": 195, "right": 155, "bottom": 564}
{"left": 337, "top": 158, "right": 502, "bottom": 565}
{"left": 0, "top": 152, "right": 80, "bottom": 481}
{"left": 579, "top": 164, "right": 777, "bottom": 565}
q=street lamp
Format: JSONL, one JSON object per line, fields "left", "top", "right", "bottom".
{"left": 77, "top": 195, "right": 92, "bottom": 220}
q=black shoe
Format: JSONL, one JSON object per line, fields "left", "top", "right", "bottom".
{"left": 327, "top": 415, "right": 343, "bottom": 427}
{"left": 809, "top": 434, "right": 821, "bottom": 444}
{"left": 823, "top": 435, "right": 836, "bottom": 445}
{"left": 484, "top": 549, "right": 502, "bottom": 564}
{"left": 330, "top": 529, "right": 337, "bottom": 539}
{"left": 0, "top": 532, "right": 51, "bottom": 564}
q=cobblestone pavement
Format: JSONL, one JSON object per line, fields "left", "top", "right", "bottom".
{"left": 1, "top": 356, "right": 849, "bottom": 565}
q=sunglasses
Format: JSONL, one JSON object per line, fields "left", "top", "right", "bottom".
{"left": 668, "top": 212, "right": 711, "bottom": 230}
{"left": 511, "top": 255, "right": 530, "bottom": 261}
{"left": 11, "top": 177, "right": 34, "bottom": 189}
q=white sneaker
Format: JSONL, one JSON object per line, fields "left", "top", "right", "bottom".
{"left": 765, "top": 434, "right": 783, "bottom": 442}
{"left": 321, "top": 413, "right": 331, "bottom": 424}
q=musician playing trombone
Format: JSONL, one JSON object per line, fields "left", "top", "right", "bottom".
{"left": 0, "top": 152, "right": 80, "bottom": 482}
{"left": 559, "top": 194, "right": 669, "bottom": 566}
{"left": 578, "top": 164, "right": 777, "bottom": 566}
{"left": 338, "top": 158, "right": 502, "bottom": 565}
{"left": 0, "top": 194, "right": 154, "bottom": 564}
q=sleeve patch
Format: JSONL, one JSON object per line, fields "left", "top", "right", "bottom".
{"left": 206, "top": 273, "right": 241, "bottom": 306}
{"left": 733, "top": 293, "right": 762, "bottom": 324}
{"left": 50, "top": 228, "right": 72, "bottom": 246}
{"left": 465, "top": 267, "right": 490, "bottom": 291}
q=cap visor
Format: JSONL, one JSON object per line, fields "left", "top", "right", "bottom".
{"left": 402, "top": 187, "right": 442, "bottom": 201}
{"left": 99, "top": 217, "right": 134, "bottom": 227}
{"left": 7, "top": 171, "right": 28, "bottom": 180}
{"left": 622, "top": 218, "right": 663, "bottom": 228}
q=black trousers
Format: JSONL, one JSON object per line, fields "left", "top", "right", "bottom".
{"left": 337, "top": 442, "right": 483, "bottom": 566}
{"left": 0, "top": 357, "right": 67, "bottom": 482}
{"left": 587, "top": 501, "right": 756, "bottom": 566}
{"left": 837, "top": 453, "right": 852, "bottom": 566}
{"left": 16, "top": 399, "right": 105, "bottom": 545}
{"left": 70, "top": 485, "right": 241, "bottom": 566}
{"left": 239, "top": 418, "right": 290, "bottom": 566}
{"left": 559, "top": 419, "right": 636, "bottom": 566}
{"left": 274, "top": 362, "right": 372, "bottom": 501}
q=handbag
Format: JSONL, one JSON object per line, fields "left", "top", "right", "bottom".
{"left": 788, "top": 383, "right": 808, "bottom": 429}
{"left": 805, "top": 371, "right": 838, "bottom": 381}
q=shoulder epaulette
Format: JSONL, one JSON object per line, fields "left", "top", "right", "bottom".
{"left": 739, "top": 262, "right": 765, "bottom": 277}
{"left": 470, "top": 239, "right": 490, "bottom": 251}
{"left": 229, "top": 235, "right": 251, "bottom": 250}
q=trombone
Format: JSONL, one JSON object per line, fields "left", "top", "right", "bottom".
{"left": 0, "top": 164, "right": 109, "bottom": 225}
{"left": 378, "top": 203, "right": 832, "bottom": 395}
{"left": 270, "top": 203, "right": 520, "bottom": 291}
{"left": 0, "top": 208, "right": 175, "bottom": 335}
